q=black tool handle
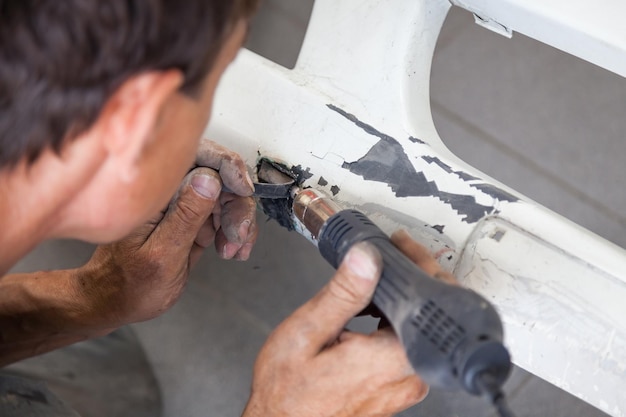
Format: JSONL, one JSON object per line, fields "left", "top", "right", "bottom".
{"left": 318, "top": 209, "right": 511, "bottom": 395}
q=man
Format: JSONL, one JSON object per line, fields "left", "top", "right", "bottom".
{"left": 0, "top": 1, "right": 451, "bottom": 415}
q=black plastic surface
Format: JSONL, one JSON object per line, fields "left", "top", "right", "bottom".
{"left": 318, "top": 209, "right": 512, "bottom": 394}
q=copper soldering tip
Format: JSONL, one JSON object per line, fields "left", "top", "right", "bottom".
{"left": 292, "top": 188, "right": 341, "bottom": 239}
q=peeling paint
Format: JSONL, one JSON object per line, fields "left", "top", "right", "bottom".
{"left": 422, "top": 156, "right": 477, "bottom": 182}
{"left": 491, "top": 229, "right": 506, "bottom": 242}
{"left": 436, "top": 192, "right": 495, "bottom": 223}
{"left": 470, "top": 183, "right": 519, "bottom": 203}
{"left": 318, "top": 176, "right": 329, "bottom": 186}
{"left": 291, "top": 165, "right": 314, "bottom": 182}
{"left": 422, "top": 155, "right": 480, "bottom": 182}
{"left": 422, "top": 155, "right": 454, "bottom": 173}
{"left": 342, "top": 136, "right": 437, "bottom": 197}
{"left": 409, "top": 136, "right": 426, "bottom": 144}
{"left": 432, "top": 225, "right": 445, "bottom": 234}
{"left": 328, "top": 104, "right": 498, "bottom": 223}
{"left": 455, "top": 171, "right": 481, "bottom": 182}
{"left": 422, "top": 156, "right": 519, "bottom": 203}
{"left": 327, "top": 104, "right": 398, "bottom": 145}
{"left": 330, "top": 185, "right": 340, "bottom": 196}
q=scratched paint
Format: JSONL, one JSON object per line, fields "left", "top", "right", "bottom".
{"left": 469, "top": 184, "right": 518, "bottom": 203}
{"left": 421, "top": 156, "right": 518, "bottom": 202}
{"left": 456, "top": 217, "right": 626, "bottom": 416}
{"left": 328, "top": 104, "right": 503, "bottom": 223}
{"left": 409, "top": 136, "right": 427, "bottom": 144}
{"left": 432, "top": 224, "right": 445, "bottom": 234}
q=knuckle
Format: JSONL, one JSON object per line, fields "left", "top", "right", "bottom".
{"left": 217, "top": 145, "right": 242, "bottom": 165}
{"left": 407, "top": 378, "right": 429, "bottom": 404}
{"left": 175, "top": 198, "right": 208, "bottom": 227}
{"left": 219, "top": 222, "right": 240, "bottom": 243}
{"left": 246, "top": 219, "right": 258, "bottom": 239}
{"left": 326, "top": 276, "right": 361, "bottom": 306}
{"left": 228, "top": 151, "right": 243, "bottom": 165}
{"left": 244, "top": 216, "right": 259, "bottom": 234}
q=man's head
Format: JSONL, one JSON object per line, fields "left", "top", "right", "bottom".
{"left": 0, "top": 0, "right": 259, "bottom": 242}
{"left": 0, "top": 0, "right": 258, "bottom": 167}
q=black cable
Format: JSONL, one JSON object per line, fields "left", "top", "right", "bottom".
{"left": 493, "top": 392, "right": 517, "bottom": 417}
{"left": 475, "top": 373, "right": 518, "bottom": 417}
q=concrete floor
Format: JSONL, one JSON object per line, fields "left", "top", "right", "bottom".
{"left": 8, "top": 1, "right": 625, "bottom": 416}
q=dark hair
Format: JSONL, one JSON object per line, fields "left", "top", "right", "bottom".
{"left": 0, "top": 0, "right": 259, "bottom": 168}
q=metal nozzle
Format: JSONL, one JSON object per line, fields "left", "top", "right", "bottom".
{"left": 292, "top": 188, "right": 341, "bottom": 239}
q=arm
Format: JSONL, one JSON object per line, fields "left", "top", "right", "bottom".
{"left": 0, "top": 140, "right": 258, "bottom": 367}
{"left": 0, "top": 268, "right": 117, "bottom": 367}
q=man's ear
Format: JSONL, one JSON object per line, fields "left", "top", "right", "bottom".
{"left": 96, "top": 70, "right": 184, "bottom": 182}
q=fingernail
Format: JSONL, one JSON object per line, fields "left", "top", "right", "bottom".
{"left": 345, "top": 243, "right": 380, "bottom": 281}
{"left": 238, "top": 221, "right": 251, "bottom": 243}
{"left": 245, "top": 172, "right": 255, "bottom": 192}
{"left": 395, "top": 229, "right": 410, "bottom": 239}
{"left": 191, "top": 174, "right": 220, "bottom": 199}
{"left": 222, "top": 242, "right": 240, "bottom": 259}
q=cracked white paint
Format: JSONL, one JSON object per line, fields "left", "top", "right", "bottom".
{"left": 455, "top": 217, "right": 626, "bottom": 414}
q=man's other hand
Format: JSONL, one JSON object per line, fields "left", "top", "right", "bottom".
{"left": 81, "top": 142, "right": 257, "bottom": 325}
{"left": 194, "top": 139, "right": 258, "bottom": 261}
{"left": 242, "top": 241, "right": 430, "bottom": 417}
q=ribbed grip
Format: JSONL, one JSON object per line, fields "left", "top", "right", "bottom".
{"left": 318, "top": 210, "right": 511, "bottom": 393}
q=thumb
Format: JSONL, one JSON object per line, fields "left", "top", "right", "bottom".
{"left": 282, "top": 242, "right": 383, "bottom": 356}
{"left": 151, "top": 167, "right": 221, "bottom": 249}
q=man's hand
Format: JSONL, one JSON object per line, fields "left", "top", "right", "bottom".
{"left": 195, "top": 139, "right": 258, "bottom": 261}
{"left": 81, "top": 140, "right": 258, "bottom": 326}
{"left": 0, "top": 141, "right": 258, "bottom": 365}
{"left": 242, "top": 234, "right": 446, "bottom": 417}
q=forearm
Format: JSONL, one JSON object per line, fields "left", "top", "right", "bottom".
{"left": 0, "top": 268, "right": 117, "bottom": 366}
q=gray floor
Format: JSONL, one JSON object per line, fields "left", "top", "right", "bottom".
{"left": 8, "top": 1, "right": 625, "bottom": 416}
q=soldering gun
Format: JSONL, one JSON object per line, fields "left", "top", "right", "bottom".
{"left": 254, "top": 159, "right": 516, "bottom": 417}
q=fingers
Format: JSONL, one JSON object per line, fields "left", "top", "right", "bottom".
{"left": 333, "top": 329, "right": 428, "bottom": 413}
{"left": 371, "top": 374, "right": 429, "bottom": 415}
{"left": 391, "top": 230, "right": 457, "bottom": 285}
{"left": 367, "top": 328, "right": 414, "bottom": 375}
{"left": 215, "top": 193, "right": 258, "bottom": 260}
{"left": 193, "top": 140, "right": 258, "bottom": 260}
{"left": 279, "top": 242, "right": 383, "bottom": 356}
{"left": 188, "top": 216, "right": 219, "bottom": 265}
{"left": 195, "top": 217, "right": 218, "bottom": 249}
{"left": 195, "top": 139, "right": 254, "bottom": 197}
{"left": 366, "top": 329, "right": 430, "bottom": 407}
{"left": 151, "top": 167, "right": 221, "bottom": 255}
{"left": 390, "top": 230, "right": 439, "bottom": 275}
